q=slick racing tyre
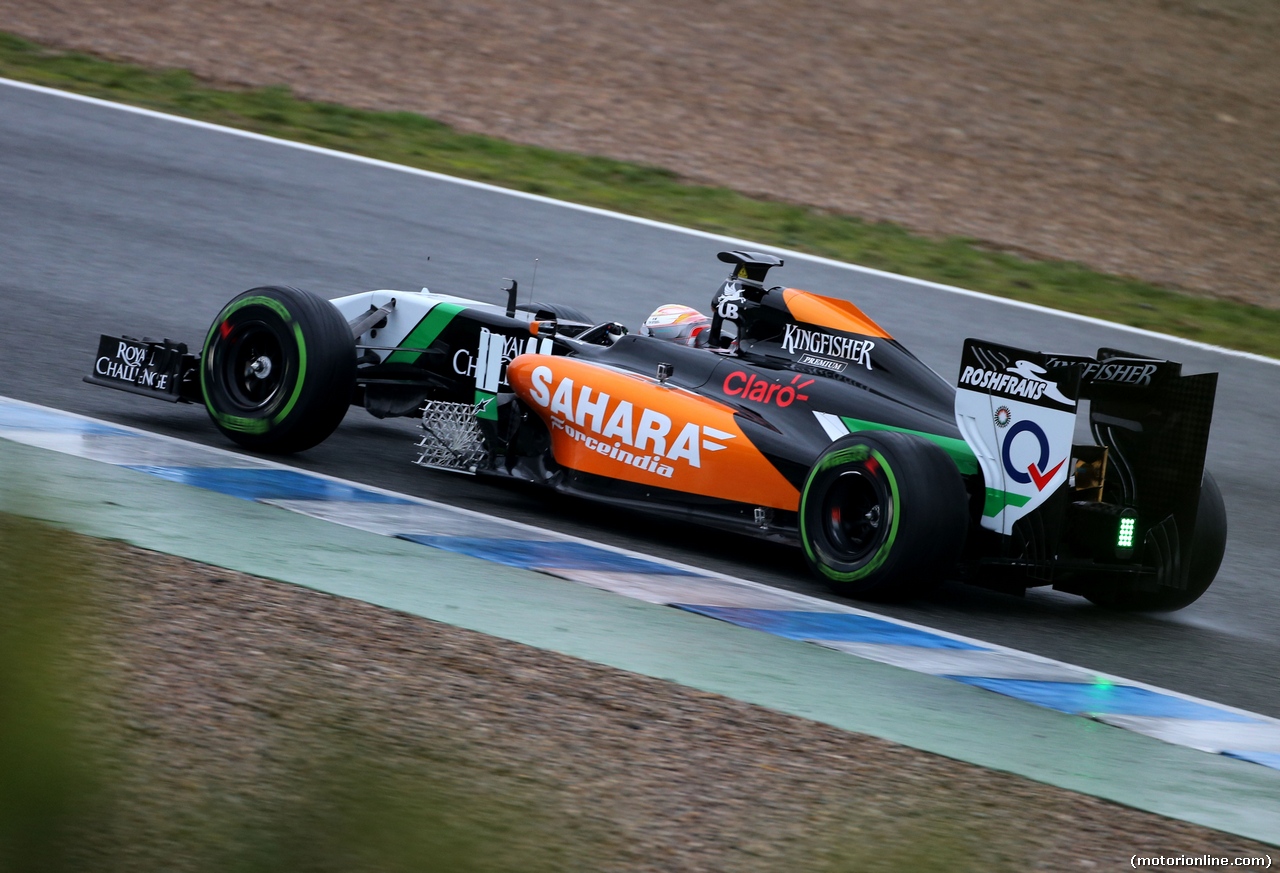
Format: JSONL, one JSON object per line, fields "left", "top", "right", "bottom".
{"left": 1087, "top": 469, "right": 1227, "bottom": 612}
{"left": 800, "top": 431, "right": 968, "bottom": 600}
{"left": 201, "top": 285, "right": 356, "bottom": 453}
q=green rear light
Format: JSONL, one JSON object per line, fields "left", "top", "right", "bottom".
{"left": 1117, "top": 517, "right": 1136, "bottom": 549}
{"left": 1115, "top": 510, "right": 1138, "bottom": 559}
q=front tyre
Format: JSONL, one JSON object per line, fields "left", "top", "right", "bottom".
{"left": 201, "top": 286, "right": 355, "bottom": 453}
{"left": 800, "top": 431, "right": 968, "bottom": 600}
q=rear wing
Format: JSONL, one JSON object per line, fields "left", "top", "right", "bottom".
{"left": 1049, "top": 347, "right": 1217, "bottom": 560}
{"left": 954, "top": 339, "right": 1217, "bottom": 576}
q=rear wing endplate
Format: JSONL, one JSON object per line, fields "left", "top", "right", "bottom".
{"left": 954, "top": 339, "right": 1217, "bottom": 548}
{"left": 954, "top": 340, "right": 1081, "bottom": 535}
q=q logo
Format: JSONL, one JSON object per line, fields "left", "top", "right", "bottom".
{"left": 1001, "top": 420, "right": 1065, "bottom": 491}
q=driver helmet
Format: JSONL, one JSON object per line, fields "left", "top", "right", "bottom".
{"left": 640, "top": 304, "right": 711, "bottom": 348}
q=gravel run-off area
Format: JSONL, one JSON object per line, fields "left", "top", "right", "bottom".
{"left": 2, "top": 0, "right": 1278, "bottom": 305}
{"left": 13, "top": 521, "right": 1269, "bottom": 871}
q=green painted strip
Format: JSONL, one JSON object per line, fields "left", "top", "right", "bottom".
{"left": 385, "top": 302, "right": 467, "bottom": 365}
{"left": 839, "top": 416, "right": 978, "bottom": 475}
{"left": 4, "top": 438, "right": 1279, "bottom": 845}
{"left": 984, "top": 487, "right": 1031, "bottom": 517}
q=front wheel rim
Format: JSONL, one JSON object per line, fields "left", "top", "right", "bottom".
{"left": 218, "top": 319, "right": 287, "bottom": 411}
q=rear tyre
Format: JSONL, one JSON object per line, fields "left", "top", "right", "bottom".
{"left": 201, "top": 285, "right": 356, "bottom": 453}
{"left": 800, "top": 431, "right": 968, "bottom": 600}
{"left": 1087, "top": 469, "right": 1227, "bottom": 612}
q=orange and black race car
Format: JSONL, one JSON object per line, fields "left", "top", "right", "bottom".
{"left": 86, "top": 251, "right": 1226, "bottom": 610}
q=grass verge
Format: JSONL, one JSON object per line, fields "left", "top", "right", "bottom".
{"left": 3, "top": 31, "right": 1278, "bottom": 358}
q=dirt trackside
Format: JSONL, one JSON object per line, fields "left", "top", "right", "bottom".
{"left": 2, "top": 0, "right": 1278, "bottom": 306}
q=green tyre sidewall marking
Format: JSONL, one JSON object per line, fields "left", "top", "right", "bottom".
{"left": 201, "top": 294, "right": 309, "bottom": 434}
{"left": 800, "top": 444, "right": 902, "bottom": 583}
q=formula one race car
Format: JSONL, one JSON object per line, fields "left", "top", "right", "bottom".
{"left": 86, "top": 251, "right": 1226, "bottom": 610}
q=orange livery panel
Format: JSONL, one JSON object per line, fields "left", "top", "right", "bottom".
{"left": 507, "top": 355, "right": 800, "bottom": 510}
{"left": 781, "top": 288, "right": 891, "bottom": 340}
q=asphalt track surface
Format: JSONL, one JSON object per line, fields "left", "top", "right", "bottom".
{"left": 4, "top": 82, "right": 1280, "bottom": 719}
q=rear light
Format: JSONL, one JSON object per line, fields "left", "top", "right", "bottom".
{"left": 1116, "top": 509, "right": 1138, "bottom": 558}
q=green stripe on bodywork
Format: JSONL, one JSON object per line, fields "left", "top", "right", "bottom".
{"left": 983, "top": 488, "right": 1031, "bottom": 517}
{"left": 838, "top": 417, "right": 978, "bottom": 475}
{"left": 385, "top": 303, "right": 467, "bottom": 365}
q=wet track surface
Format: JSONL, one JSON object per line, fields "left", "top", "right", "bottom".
{"left": 4, "top": 82, "right": 1280, "bottom": 718}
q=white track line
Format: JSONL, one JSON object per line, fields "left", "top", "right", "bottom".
{"left": 4, "top": 75, "right": 1276, "bottom": 369}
